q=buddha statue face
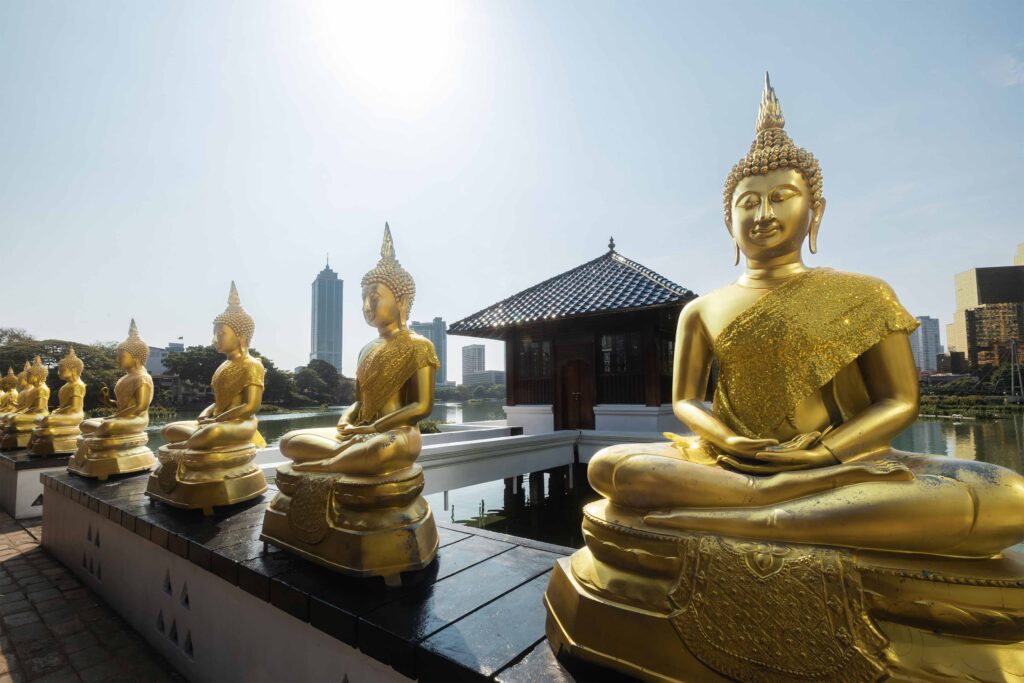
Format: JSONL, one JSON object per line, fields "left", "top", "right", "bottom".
{"left": 362, "top": 283, "right": 404, "bottom": 330}
{"left": 58, "top": 365, "right": 73, "bottom": 381}
{"left": 116, "top": 349, "right": 138, "bottom": 371}
{"left": 730, "top": 167, "right": 825, "bottom": 262}
{"left": 213, "top": 323, "right": 243, "bottom": 355}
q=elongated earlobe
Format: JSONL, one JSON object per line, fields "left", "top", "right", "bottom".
{"left": 808, "top": 198, "right": 826, "bottom": 255}
{"left": 733, "top": 240, "right": 740, "bottom": 266}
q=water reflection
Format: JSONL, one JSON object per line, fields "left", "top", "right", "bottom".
{"left": 893, "top": 415, "right": 1024, "bottom": 473}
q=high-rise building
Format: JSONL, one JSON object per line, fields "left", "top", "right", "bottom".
{"left": 310, "top": 260, "right": 344, "bottom": 374}
{"left": 1016, "top": 243, "right": 1024, "bottom": 266}
{"left": 410, "top": 317, "right": 447, "bottom": 384}
{"left": 911, "top": 318, "right": 939, "bottom": 371}
{"left": 946, "top": 257, "right": 1024, "bottom": 365}
{"left": 910, "top": 316, "right": 942, "bottom": 373}
{"left": 462, "top": 344, "right": 485, "bottom": 382}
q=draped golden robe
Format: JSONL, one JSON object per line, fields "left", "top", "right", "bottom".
{"left": 211, "top": 356, "right": 266, "bottom": 447}
{"left": 668, "top": 269, "right": 919, "bottom": 463}
{"left": 353, "top": 330, "right": 440, "bottom": 425}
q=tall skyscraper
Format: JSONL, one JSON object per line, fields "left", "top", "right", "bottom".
{"left": 462, "top": 344, "right": 485, "bottom": 383}
{"left": 410, "top": 317, "right": 447, "bottom": 384}
{"left": 310, "top": 260, "right": 344, "bottom": 374}
{"left": 910, "top": 316, "right": 942, "bottom": 373}
{"left": 1016, "top": 243, "right": 1024, "bottom": 266}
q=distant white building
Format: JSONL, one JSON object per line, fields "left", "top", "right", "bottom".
{"left": 463, "top": 370, "right": 506, "bottom": 387}
{"left": 410, "top": 318, "right": 448, "bottom": 384}
{"left": 910, "top": 316, "right": 942, "bottom": 373}
{"left": 462, "top": 344, "right": 485, "bottom": 382}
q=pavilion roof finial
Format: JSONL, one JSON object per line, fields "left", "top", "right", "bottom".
{"left": 608, "top": 236, "right": 616, "bottom": 252}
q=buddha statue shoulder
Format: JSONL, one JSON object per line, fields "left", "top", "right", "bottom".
{"left": 0, "top": 368, "right": 18, "bottom": 414}
{"left": 146, "top": 282, "right": 267, "bottom": 514}
{"left": 262, "top": 224, "right": 440, "bottom": 583}
{"left": 0, "top": 357, "right": 50, "bottom": 451}
{"left": 68, "top": 320, "right": 156, "bottom": 478}
{"left": 29, "top": 347, "right": 87, "bottom": 456}
{"left": 545, "top": 75, "right": 1024, "bottom": 683}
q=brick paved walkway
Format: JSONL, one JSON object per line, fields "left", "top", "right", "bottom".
{"left": 0, "top": 513, "right": 182, "bottom": 683}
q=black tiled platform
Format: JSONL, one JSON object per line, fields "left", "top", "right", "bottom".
{"left": 41, "top": 470, "right": 622, "bottom": 682}
{"left": 0, "top": 450, "right": 71, "bottom": 470}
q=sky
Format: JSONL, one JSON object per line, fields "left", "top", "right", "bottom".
{"left": 1, "top": 1, "right": 1022, "bottom": 377}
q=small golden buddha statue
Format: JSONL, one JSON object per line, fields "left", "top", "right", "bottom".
{"left": 261, "top": 224, "right": 440, "bottom": 583}
{"left": 146, "top": 282, "right": 267, "bottom": 515}
{"left": 0, "top": 368, "right": 18, "bottom": 414}
{"left": 545, "top": 75, "right": 1024, "bottom": 682}
{"left": 68, "top": 320, "right": 156, "bottom": 479}
{"left": 0, "top": 357, "right": 50, "bottom": 451}
{"left": 0, "top": 362, "right": 32, "bottom": 431}
{"left": 28, "top": 347, "right": 86, "bottom": 456}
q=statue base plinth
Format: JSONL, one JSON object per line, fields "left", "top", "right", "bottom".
{"left": 0, "top": 431, "right": 33, "bottom": 451}
{"left": 261, "top": 463, "right": 439, "bottom": 583}
{"left": 544, "top": 500, "right": 1024, "bottom": 683}
{"left": 145, "top": 444, "right": 268, "bottom": 515}
{"left": 28, "top": 431, "right": 80, "bottom": 456}
{"left": 68, "top": 433, "right": 156, "bottom": 480}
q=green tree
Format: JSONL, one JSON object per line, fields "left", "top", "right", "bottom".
{"left": 0, "top": 328, "right": 34, "bottom": 346}
{"left": 295, "top": 368, "right": 329, "bottom": 401}
{"left": 161, "top": 345, "right": 223, "bottom": 386}
{"left": 0, "top": 339, "right": 120, "bottom": 411}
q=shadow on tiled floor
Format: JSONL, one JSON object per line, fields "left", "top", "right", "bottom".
{"left": 0, "top": 513, "right": 184, "bottom": 682}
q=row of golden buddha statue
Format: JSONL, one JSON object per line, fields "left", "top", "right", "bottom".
{"left": 0, "top": 225, "right": 440, "bottom": 583}
{"left": 2, "top": 75, "right": 1021, "bottom": 680}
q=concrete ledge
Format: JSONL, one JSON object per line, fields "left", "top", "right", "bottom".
{"left": 0, "top": 450, "right": 70, "bottom": 519}
{"left": 41, "top": 470, "right": 591, "bottom": 682}
{"left": 593, "top": 404, "right": 683, "bottom": 433}
{"left": 503, "top": 405, "right": 554, "bottom": 435}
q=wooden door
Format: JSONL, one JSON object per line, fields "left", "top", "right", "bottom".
{"left": 559, "top": 358, "right": 594, "bottom": 430}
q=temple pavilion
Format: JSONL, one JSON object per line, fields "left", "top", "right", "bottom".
{"left": 449, "top": 239, "right": 697, "bottom": 433}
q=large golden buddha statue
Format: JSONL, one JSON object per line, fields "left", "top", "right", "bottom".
{"left": 0, "top": 358, "right": 50, "bottom": 451}
{"left": 28, "top": 347, "right": 86, "bottom": 456}
{"left": 146, "top": 282, "right": 267, "bottom": 515}
{"left": 0, "top": 368, "right": 19, "bottom": 414}
{"left": 69, "top": 321, "right": 156, "bottom": 478}
{"left": 545, "top": 75, "right": 1024, "bottom": 682}
{"left": 261, "top": 225, "right": 440, "bottom": 584}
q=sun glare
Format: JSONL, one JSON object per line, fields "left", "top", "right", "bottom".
{"left": 307, "top": 1, "right": 465, "bottom": 115}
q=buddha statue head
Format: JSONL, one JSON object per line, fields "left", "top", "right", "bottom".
{"left": 361, "top": 223, "right": 416, "bottom": 329}
{"left": 17, "top": 361, "right": 30, "bottom": 391}
{"left": 1, "top": 368, "right": 16, "bottom": 392}
{"left": 58, "top": 346, "right": 85, "bottom": 381}
{"left": 26, "top": 357, "right": 48, "bottom": 387}
{"left": 723, "top": 73, "right": 826, "bottom": 264}
{"left": 212, "top": 281, "right": 255, "bottom": 355}
{"left": 116, "top": 319, "right": 149, "bottom": 370}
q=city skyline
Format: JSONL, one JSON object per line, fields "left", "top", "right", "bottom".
{"left": 1, "top": 2, "right": 1022, "bottom": 376}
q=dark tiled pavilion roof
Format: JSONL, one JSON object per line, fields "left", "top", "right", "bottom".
{"left": 449, "top": 242, "right": 696, "bottom": 338}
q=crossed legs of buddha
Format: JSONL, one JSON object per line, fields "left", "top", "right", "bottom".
{"left": 161, "top": 417, "right": 258, "bottom": 450}
{"left": 590, "top": 443, "right": 1024, "bottom": 557}
{"left": 283, "top": 425, "right": 421, "bottom": 475}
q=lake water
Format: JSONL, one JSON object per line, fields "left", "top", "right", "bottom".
{"left": 146, "top": 407, "right": 1024, "bottom": 547}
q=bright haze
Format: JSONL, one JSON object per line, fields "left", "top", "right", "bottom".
{"left": 1, "top": 1, "right": 1021, "bottom": 377}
